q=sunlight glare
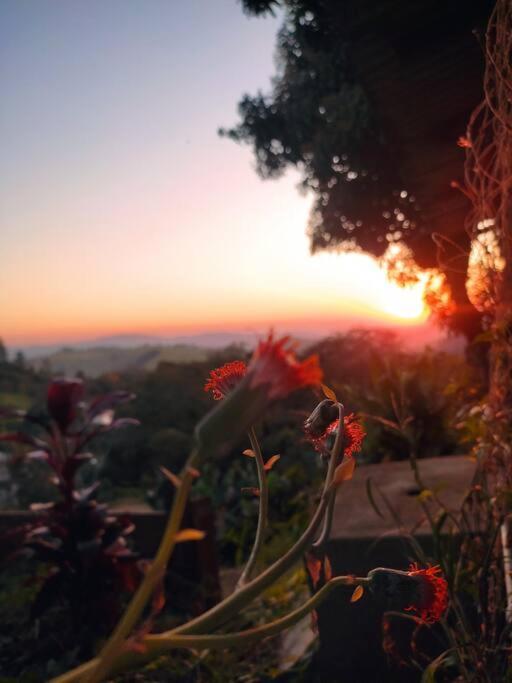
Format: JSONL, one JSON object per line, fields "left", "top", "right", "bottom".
{"left": 378, "top": 279, "right": 428, "bottom": 320}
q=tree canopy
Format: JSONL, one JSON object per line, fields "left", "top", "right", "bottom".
{"left": 224, "top": 0, "right": 494, "bottom": 336}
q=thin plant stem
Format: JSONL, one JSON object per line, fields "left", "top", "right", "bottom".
{"left": 82, "top": 453, "right": 199, "bottom": 683}
{"left": 171, "top": 402, "right": 345, "bottom": 636}
{"left": 313, "top": 403, "right": 344, "bottom": 549}
{"left": 52, "top": 403, "right": 347, "bottom": 683}
{"left": 53, "top": 576, "right": 369, "bottom": 683}
{"left": 236, "top": 427, "right": 269, "bottom": 588}
{"left": 500, "top": 517, "right": 512, "bottom": 622}
{"left": 51, "top": 443, "right": 335, "bottom": 683}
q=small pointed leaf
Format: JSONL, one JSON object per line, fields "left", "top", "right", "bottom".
{"left": 160, "top": 466, "right": 181, "bottom": 488}
{"left": 306, "top": 552, "right": 322, "bottom": 589}
{"left": 329, "top": 456, "right": 356, "bottom": 491}
{"left": 310, "top": 609, "right": 319, "bottom": 634}
{"left": 350, "top": 585, "right": 364, "bottom": 602}
{"left": 417, "top": 489, "right": 433, "bottom": 503}
{"left": 264, "top": 454, "right": 280, "bottom": 471}
{"left": 324, "top": 555, "right": 332, "bottom": 582}
{"left": 243, "top": 449, "right": 256, "bottom": 458}
{"left": 321, "top": 384, "right": 337, "bottom": 402}
{"left": 174, "top": 528, "right": 206, "bottom": 543}
{"left": 241, "top": 486, "right": 260, "bottom": 497}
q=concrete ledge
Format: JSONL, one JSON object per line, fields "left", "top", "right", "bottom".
{"left": 315, "top": 455, "right": 475, "bottom": 682}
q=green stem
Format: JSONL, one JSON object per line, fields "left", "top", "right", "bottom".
{"left": 236, "top": 427, "right": 269, "bottom": 588}
{"left": 82, "top": 453, "right": 199, "bottom": 683}
{"left": 171, "top": 404, "right": 345, "bottom": 637}
{"left": 51, "top": 459, "right": 332, "bottom": 683}
{"left": 52, "top": 402, "right": 348, "bottom": 682}
{"left": 58, "top": 576, "right": 368, "bottom": 682}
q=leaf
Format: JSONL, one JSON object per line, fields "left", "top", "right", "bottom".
{"left": 310, "top": 609, "right": 319, "bottom": 634}
{"left": 306, "top": 552, "right": 322, "bottom": 589}
{"left": 26, "top": 450, "right": 49, "bottom": 462}
{"left": 160, "top": 466, "right": 182, "bottom": 488}
{"left": 243, "top": 449, "right": 256, "bottom": 457}
{"left": 174, "top": 528, "right": 206, "bottom": 543}
{"left": 241, "top": 486, "right": 260, "bottom": 497}
{"left": 109, "top": 417, "right": 141, "bottom": 430}
{"left": 264, "top": 454, "right": 280, "bottom": 471}
{"left": 366, "top": 477, "right": 384, "bottom": 518}
{"left": 417, "top": 489, "right": 433, "bottom": 503}
{"left": 421, "top": 650, "right": 456, "bottom": 683}
{"left": 0, "top": 432, "right": 43, "bottom": 446}
{"left": 367, "top": 415, "right": 402, "bottom": 433}
{"left": 87, "top": 391, "right": 135, "bottom": 419}
{"left": 328, "top": 456, "right": 356, "bottom": 491}
{"left": 124, "top": 639, "right": 147, "bottom": 654}
{"left": 151, "top": 578, "right": 166, "bottom": 616}
{"left": 0, "top": 407, "right": 26, "bottom": 419}
{"left": 321, "top": 384, "right": 337, "bottom": 402}
{"left": 350, "top": 585, "right": 364, "bottom": 602}
{"left": 323, "top": 555, "right": 332, "bottom": 582}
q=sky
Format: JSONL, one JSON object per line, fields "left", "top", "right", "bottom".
{"left": 0, "top": 0, "right": 429, "bottom": 347}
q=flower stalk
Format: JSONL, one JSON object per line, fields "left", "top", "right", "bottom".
{"left": 45, "top": 336, "right": 448, "bottom": 683}
{"left": 236, "top": 427, "right": 269, "bottom": 588}
{"left": 84, "top": 453, "right": 199, "bottom": 683}
{"left": 51, "top": 575, "right": 369, "bottom": 683}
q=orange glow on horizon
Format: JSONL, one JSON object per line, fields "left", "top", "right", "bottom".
{"left": 3, "top": 251, "right": 430, "bottom": 347}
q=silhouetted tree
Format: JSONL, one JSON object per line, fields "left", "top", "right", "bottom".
{"left": 14, "top": 351, "right": 25, "bottom": 369}
{"left": 0, "top": 339, "right": 7, "bottom": 364}
{"left": 225, "top": 0, "right": 494, "bottom": 337}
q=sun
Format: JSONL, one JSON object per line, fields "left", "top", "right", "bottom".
{"left": 379, "top": 279, "right": 428, "bottom": 321}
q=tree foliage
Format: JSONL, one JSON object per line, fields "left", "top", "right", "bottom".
{"left": 226, "top": 0, "right": 492, "bottom": 337}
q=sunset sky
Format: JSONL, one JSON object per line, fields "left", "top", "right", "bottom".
{"left": 0, "top": 0, "right": 429, "bottom": 347}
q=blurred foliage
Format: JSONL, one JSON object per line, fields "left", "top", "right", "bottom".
{"left": 0, "top": 331, "right": 485, "bottom": 680}
{"left": 0, "top": 330, "right": 481, "bottom": 570}
{"left": 0, "top": 377, "right": 142, "bottom": 679}
{"left": 308, "top": 329, "right": 481, "bottom": 463}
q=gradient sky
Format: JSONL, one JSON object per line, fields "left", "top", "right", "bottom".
{"left": 0, "top": 0, "right": 428, "bottom": 346}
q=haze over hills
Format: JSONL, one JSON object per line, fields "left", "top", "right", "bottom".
{"left": 8, "top": 322, "right": 465, "bottom": 378}
{"left": 12, "top": 332, "right": 264, "bottom": 360}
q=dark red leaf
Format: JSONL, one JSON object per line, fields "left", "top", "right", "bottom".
{"left": 87, "top": 391, "right": 135, "bottom": 419}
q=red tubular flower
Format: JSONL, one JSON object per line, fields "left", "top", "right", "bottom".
{"left": 47, "top": 378, "right": 85, "bottom": 433}
{"left": 246, "top": 333, "right": 322, "bottom": 399}
{"left": 368, "top": 564, "right": 448, "bottom": 625}
{"left": 404, "top": 563, "right": 448, "bottom": 624}
{"left": 197, "top": 335, "right": 322, "bottom": 458}
{"left": 204, "top": 360, "right": 247, "bottom": 400}
{"left": 305, "top": 408, "right": 365, "bottom": 456}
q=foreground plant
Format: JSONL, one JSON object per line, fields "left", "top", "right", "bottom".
{"left": 32, "top": 333, "right": 447, "bottom": 683}
{"left": 0, "top": 379, "right": 141, "bottom": 657}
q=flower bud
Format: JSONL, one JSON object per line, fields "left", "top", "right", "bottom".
{"left": 367, "top": 564, "right": 448, "bottom": 624}
{"left": 47, "top": 378, "right": 84, "bottom": 433}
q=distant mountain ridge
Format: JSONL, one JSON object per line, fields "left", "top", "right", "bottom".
{"left": 13, "top": 331, "right": 263, "bottom": 360}
{"left": 27, "top": 344, "right": 214, "bottom": 377}
{"left": 12, "top": 324, "right": 465, "bottom": 377}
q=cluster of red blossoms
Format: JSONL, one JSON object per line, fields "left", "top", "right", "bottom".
{"left": 204, "top": 333, "right": 322, "bottom": 402}
{"left": 405, "top": 563, "right": 448, "bottom": 624}
{"left": 204, "top": 334, "right": 365, "bottom": 457}
{"left": 305, "top": 412, "right": 365, "bottom": 456}
{"left": 204, "top": 360, "right": 247, "bottom": 400}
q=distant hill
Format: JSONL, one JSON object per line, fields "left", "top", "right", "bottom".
{"left": 28, "top": 344, "right": 213, "bottom": 377}
{"left": 17, "top": 323, "right": 465, "bottom": 377}
{"left": 15, "top": 332, "right": 262, "bottom": 360}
